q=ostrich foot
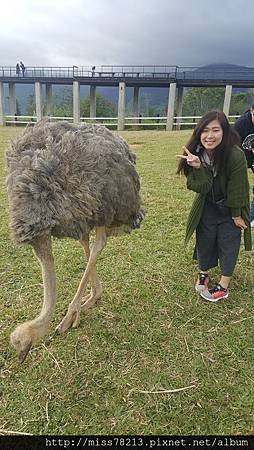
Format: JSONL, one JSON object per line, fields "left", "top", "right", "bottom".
{"left": 54, "top": 308, "right": 81, "bottom": 335}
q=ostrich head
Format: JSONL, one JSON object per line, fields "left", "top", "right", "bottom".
{"left": 10, "top": 320, "right": 45, "bottom": 363}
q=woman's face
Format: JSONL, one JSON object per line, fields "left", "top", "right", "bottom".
{"left": 200, "top": 119, "right": 223, "bottom": 151}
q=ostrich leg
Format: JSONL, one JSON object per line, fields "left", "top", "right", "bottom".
{"left": 80, "top": 237, "right": 103, "bottom": 310}
{"left": 10, "top": 235, "right": 57, "bottom": 362}
{"left": 55, "top": 226, "right": 107, "bottom": 334}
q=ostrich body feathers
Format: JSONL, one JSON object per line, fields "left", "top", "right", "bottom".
{"left": 6, "top": 121, "right": 142, "bottom": 244}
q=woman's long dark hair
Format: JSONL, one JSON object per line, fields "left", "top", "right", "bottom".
{"left": 176, "top": 110, "right": 240, "bottom": 175}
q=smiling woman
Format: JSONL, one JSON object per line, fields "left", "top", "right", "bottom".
{"left": 176, "top": 110, "right": 252, "bottom": 302}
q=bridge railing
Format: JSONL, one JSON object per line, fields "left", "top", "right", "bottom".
{"left": 176, "top": 66, "right": 254, "bottom": 81}
{"left": 0, "top": 66, "right": 76, "bottom": 78}
{"left": 0, "top": 65, "right": 177, "bottom": 78}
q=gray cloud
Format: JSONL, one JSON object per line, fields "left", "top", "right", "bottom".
{"left": 1, "top": 0, "right": 254, "bottom": 68}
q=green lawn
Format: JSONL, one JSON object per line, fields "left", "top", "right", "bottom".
{"left": 0, "top": 126, "right": 253, "bottom": 435}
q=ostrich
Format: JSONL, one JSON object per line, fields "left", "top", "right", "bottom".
{"left": 6, "top": 120, "right": 145, "bottom": 362}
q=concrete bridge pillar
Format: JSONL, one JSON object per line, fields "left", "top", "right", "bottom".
{"left": 223, "top": 85, "right": 232, "bottom": 117}
{"left": 248, "top": 87, "right": 254, "bottom": 103}
{"left": 90, "top": 85, "right": 96, "bottom": 118}
{"left": 9, "top": 82, "right": 16, "bottom": 116}
{"left": 45, "top": 84, "right": 52, "bottom": 116}
{"left": 35, "top": 81, "right": 43, "bottom": 121}
{"left": 176, "top": 87, "right": 184, "bottom": 130}
{"left": 133, "top": 86, "right": 140, "bottom": 130}
{"left": 166, "top": 82, "right": 177, "bottom": 131}
{"left": 73, "top": 81, "right": 80, "bottom": 124}
{"left": 0, "top": 82, "right": 5, "bottom": 125}
{"left": 117, "top": 81, "right": 126, "bottom": 131}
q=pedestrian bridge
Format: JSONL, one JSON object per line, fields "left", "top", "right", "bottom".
{"left": 0, "top": 65, "right": 253, "bottom": 130}
{"left": 1, "top": 65, "right": 254, "bottom": 87}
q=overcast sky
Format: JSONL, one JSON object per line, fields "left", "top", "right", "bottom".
{"left": 1, "top": 0, "right": 254, "bottom": 69}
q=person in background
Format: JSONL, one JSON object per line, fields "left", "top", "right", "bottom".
{"left": 177, "top": 110, "right": 251, "bottom": 302}
{"left": 16, "top": 63, "right": 20, "bottom": 76}
{"left": 234, "top": 104, "right": 254, "bottom": 226}
{"left": 20, "top": 61, "right": 26, "bottom": 76}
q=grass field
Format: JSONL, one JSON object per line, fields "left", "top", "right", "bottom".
{"left": 0, "top": 126, "right": 253, "bottom": 435}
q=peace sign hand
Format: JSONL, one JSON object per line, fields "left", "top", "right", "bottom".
{"left": 176, "top": 146, "right": 201, "bottom": 169}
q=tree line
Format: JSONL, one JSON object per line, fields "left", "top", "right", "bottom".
{"left": 25, "top": 87, "right": 253, "bottom": 118}
{"left": 26, "top": 89, "right": 116, "bottom": 118}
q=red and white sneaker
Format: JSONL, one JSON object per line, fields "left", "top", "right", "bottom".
{"left": 195, "top": 273, "right": 209, "bottom": 293}
{"left": 201, "top": 283, "right": 228, "bottom": 302}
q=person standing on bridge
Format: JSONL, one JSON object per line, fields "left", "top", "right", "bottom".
{"left": 234, "top": 104, "right": 254, "bottom": 226}
{"left": 16, "top": 63, "right": 20, "bottom": 76}
{"left": 177, "top": 110, "right": 251, "bottom": 302}
{"left": 20, "top": 61, "right": 25, "bottom": 76}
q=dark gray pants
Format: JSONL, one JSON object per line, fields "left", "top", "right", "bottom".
{"left": 195, "top": 202, "right": 241, "bottom": 277}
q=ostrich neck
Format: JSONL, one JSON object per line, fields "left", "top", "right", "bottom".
{"left": 32, "top": 237, "right": 57, "bottom": 327}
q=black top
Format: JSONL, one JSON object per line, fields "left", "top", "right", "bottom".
{"left": 234, "top": 111, "right": 254, "bottom": 169}
{"left": 206, "top": 175, "right": 224, "bottom": 204}
{"left": 234, "top": 111, "right": 254, "bottom": 141}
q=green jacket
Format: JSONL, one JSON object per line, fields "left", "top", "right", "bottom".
{"left": 185, "top": 145, "right": 252, "bottom": 251}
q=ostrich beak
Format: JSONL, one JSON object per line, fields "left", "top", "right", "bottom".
{"left": 18, "top": 341, "right": 32, "bottom": 363}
